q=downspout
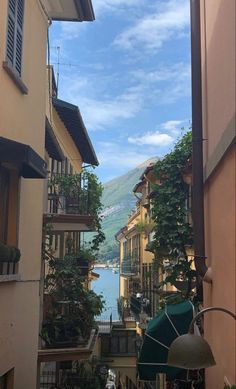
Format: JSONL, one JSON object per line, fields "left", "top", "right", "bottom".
{"left": 190, "top": 0, "right": 212, "bottom": 283}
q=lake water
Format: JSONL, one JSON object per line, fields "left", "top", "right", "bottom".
{"left": 92, "top": 268, "right": 120, "bottom": 321}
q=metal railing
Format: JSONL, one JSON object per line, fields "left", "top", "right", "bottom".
{"left": 0, "top": 261, "right": 17, "bottom": 276}
{"left": 120, "top": 260, "right": 140, "bottom": 276}
{"left": 40, "top": 369, "right": 100, "bottom": 389}
{"left": 97, "top": 313, "right": 113, "bottom": 334}
{"left": 47, "top": 173, "right": 91, "bottom": 216}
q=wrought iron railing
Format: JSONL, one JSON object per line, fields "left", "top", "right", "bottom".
{"left": 101, "top": 328, "right": 136, "bottom": 356}
{"left": 47, "top": 173, "right": 91, "bottom": 216}
{"left": 0, "top": 261, "right": 18, "bottom": 276}
{"left": 40, "top": 369, "right": 100, "bottom": 389}
{"left": 0, "top": 244, "right": 20, "bottom": 276}
{"left": 120, "top": 259, "right": 140, "bottom": 275}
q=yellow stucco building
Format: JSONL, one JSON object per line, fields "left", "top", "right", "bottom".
{"left": 0, "top": 1, "right": 95, "bottom": 387}
{"left": 117, "top": 164, "right": 163, "bottom": 324}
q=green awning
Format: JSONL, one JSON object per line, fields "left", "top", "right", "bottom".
{"left": 138, "top": 300, "right": 194, "bottom": 381}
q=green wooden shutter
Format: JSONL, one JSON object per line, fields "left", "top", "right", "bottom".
{"left": 6, "top": 0, "right": 24, "bottom": 76}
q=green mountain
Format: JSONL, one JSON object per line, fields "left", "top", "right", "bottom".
{"left": 98, "top": 158, "right": 158, "bottom": 263}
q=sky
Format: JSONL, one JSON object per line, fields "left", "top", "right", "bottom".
{"left": 49, "top": 0, "right": 192, "bottom": 183}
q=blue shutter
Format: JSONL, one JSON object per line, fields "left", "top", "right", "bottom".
{"left": 6, "top": 0, "right": 24, "bottom": 77}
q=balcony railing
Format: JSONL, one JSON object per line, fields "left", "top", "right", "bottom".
{"left": 0, "top": 244, "right": 21, "bottom": 279}
{"left": 47, "top": 173, "right": 92, "bottom": 216}
{"left": 101, "top": 328, "right": 136, "bottom": 357}
{"left": 54, "top": 257, "right": 90, "bottom": 277}
{"left": 120, "top": 259, "right": 140, "bottom": 276}
{"left": 38, "top": 329, "right": 98, "bottom": 363}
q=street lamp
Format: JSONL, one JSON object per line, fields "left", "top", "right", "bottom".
{"left": 167, "top": 307, "right": 236, "bottom": 369}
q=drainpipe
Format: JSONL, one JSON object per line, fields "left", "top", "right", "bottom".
{"left": 190, "top": 0, "right": 212, "bottom": 283}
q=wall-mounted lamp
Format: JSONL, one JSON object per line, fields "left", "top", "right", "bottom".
{"left": 167, "top": 307, "right": 236, "bottom": 369}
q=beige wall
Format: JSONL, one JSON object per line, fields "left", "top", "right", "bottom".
{"left": 201, "top": 0, "right": 236, "bottom": 387}
{"left": 0, "top": 0, "right": 48, "bottom": 387}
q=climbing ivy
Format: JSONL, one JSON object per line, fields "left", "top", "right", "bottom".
{"left": 151, "top": 131, "right": 195, "bottom": 299}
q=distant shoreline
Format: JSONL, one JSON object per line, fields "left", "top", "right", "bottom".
{"left": 94, "top": 263, "right": 119, "bottom": 269}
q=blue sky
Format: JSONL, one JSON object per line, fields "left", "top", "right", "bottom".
{"left": 49, "top": 0, "right": 191, "bottom": 183}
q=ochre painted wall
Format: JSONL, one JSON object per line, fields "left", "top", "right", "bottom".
{"left": 0, "top": 0, "right": 48, "bottom": 387}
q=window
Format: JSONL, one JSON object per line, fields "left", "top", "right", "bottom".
{"left": 0, "top": 167, "right": 10, "bottom": 244}
{"left": 0, "top": 166, "right": 19, "bottom": 277}
{"left": 101, "top": 330, "right": 136, "bottom": 356}
{"left": 0, "top": 369, "right": 14, "bottom": 389}
{"left": 6, "top": 0, "right": 24, "bottom": 77}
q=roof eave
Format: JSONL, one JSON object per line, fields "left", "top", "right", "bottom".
{"left": 52, "top": 98, "right": 99, "bottom": 166}
{"left": 48, "top": 0, "right": 95, "bottom": 22}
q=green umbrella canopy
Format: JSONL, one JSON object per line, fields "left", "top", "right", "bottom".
{"left": 138, "top": 300, "right": 194, "bottom": 381}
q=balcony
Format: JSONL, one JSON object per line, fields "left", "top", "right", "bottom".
{"left": 54, "top": 257, "right": 89, "bottom": 277}
{"left": 38, "top": 328, "right": 98, "bottom": 363}
{"left": 120, "top": 260, "right": 140, "bottom": 277}
{"left": 44, "top": 173, "right": 96, "bottom": 231}
{"left": 101, "top": 328, "right": 136, "bottom": 357}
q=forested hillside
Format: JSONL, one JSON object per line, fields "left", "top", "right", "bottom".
{"left": 98, "top": 158, "right": 158, "bottom": 262}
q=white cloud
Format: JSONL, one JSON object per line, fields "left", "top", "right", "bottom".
{"left": 59, "top": 21, "right": 88, "bottom": 40}
{"left": 160, "top": 119, "right": 190, "bottom": 135}
{"left": 97, "top": 141, "right": 152, "bottom": 169}
{"left": 127, "top": 117, "right": 189, "bottom": 147}
{"left": 58, "top": 0, "right": 146, "bottom": 39}
{"left": 113, "top": 0, "right": 190, "bottom": 52}
{"left": 57, "top": 61, "right": 190, "bottom": 131}
{"left": 160, "top": 120, "right": 185, "bottom": 131}
{"left": 128, "top": 132, "right": 173, "bottom": 146}
{"left": 132, "top": 63, "right": 191, "bottom": 83}
{"left": 59, "top": 74, "right": 144, "bottom": 130}
{"left": 92, "top": 0, "right": 144, "bottom": 17}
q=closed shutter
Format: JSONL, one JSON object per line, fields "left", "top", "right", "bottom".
{"left": 6, "top": 0, "right": 24, "bottom": 77}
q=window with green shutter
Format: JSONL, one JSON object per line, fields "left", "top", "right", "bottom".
{"left": 6, "top": 0, "right": 24, "bottom": 77}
